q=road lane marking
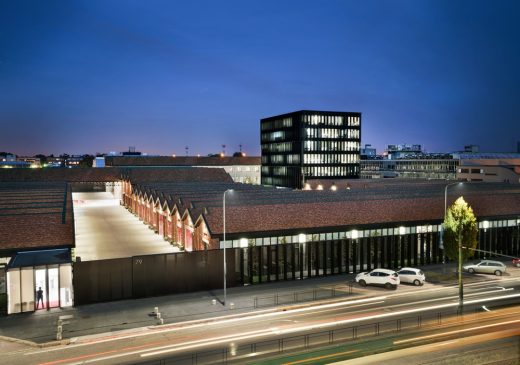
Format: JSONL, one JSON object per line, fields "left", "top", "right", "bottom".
{"left": 394, "top": 318, "right": 520, "bottom": 345}
{"left": 282, "top": 349, "right": 358, "bottom": 365}
{"left": 27, "top": 296, "right": 388, "bottom": 354}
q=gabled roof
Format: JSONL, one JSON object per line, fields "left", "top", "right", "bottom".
{"left": 130, "top": 180, "right": 520, "bottom": 237}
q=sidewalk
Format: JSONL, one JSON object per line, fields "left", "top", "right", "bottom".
{"left": 0, "top": 262, "right": 510, "bottom": 346}
{"left": 0, "top": 273, "right": 355, "bottom": 345}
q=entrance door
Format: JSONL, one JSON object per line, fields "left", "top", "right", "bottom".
{"left": 34, "top": 267, "right": 60, "bottom": 310}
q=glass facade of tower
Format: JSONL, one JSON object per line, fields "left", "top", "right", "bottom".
{"left": 261, "top": 110, "right": 361, "bottom": 188}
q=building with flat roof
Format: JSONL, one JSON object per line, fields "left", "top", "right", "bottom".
{"left": 104, "top": 155, "right": 261, "bottom": 185}
{"left": 261, "top": 110, "right": 361, "bottom": 189}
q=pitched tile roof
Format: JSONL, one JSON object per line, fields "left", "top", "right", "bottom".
{"left": 0, "top": 182, "right": 74, "bottom": 253}
{"left": 0, "top": 167, "right": 233, "bottom": 183}
{"left": 131, "top": 181, "right": 520, "bottom": 237}
{"left": 0, "top": 168, "right": 118, "bottom": 182}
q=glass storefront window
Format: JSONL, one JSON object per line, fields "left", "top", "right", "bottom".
{"left": 21, "top": 268, "right": 34, "bottom": 312}
{"left": 60, "top": 264, "right": 73, "bottom": 307}
{"left": 7, "top": 269, "right": 21, "bottom": 314}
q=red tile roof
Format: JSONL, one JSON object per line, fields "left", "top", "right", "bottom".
{"left": 130, "top": 181, "right": 520, "bottom": 237}
{"left": 0, "top": 183, "right": 74, "bottom": 253}
{"left": 0, "top": 167, "right": 233, "bottom": 183}
{"left": 0, "top": 168, "right": 118, "bottom": 182}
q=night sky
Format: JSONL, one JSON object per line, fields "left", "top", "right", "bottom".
{"left": 1, "top": 0, "right": 519, "bottom": 157}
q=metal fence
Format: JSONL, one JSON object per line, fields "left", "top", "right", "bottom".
{"left": 253, "top": 282, "right": 353, "bottom": 308}
{"left": 140, "top": 308, "right": 461, "bottom": 365}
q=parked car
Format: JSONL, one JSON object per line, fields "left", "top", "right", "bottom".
{"left": 397, "top": 267, "right": 425, "bottom": 286}
{"left": 355, "top": 269, "right": 400, "bottom": 289}
{"left": 463, "top": 260, "right": 507, "bottom": 276}
{"left": 513, "top": 258, "right": 520, "bottom": 268}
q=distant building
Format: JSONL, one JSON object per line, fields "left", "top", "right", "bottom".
{"left": 65, "top": 155, "right": 83, "bottom": 168}
{"left": 360, "top": 151, "right": 520, "bottom": 183}
{"left": 464, "top": 145, "right": 480, "bottom": 153}
{"left": 361, "top": 158, "right": 458, "bottom": 180}
{"left": 93, "top": 157, "right": 105, "bottom": 168}
{"left": 455, "top": 153, "right": 520, "bottom": 183}
{"left": 261, "top": 110, "right": 361, "bottom": 189}
{"left": 105, "top": 155, "right": 261, "bottom": 184}
{"left": 17, "top": 157, "right": 41, "bottom": 168}
{"left": 0, "top": 154, "right": 27, "bottom": 168}
{"left": 360, "top": 144, "right": 377, "bottom": 159}
{"left": 384, "top": 144, "right": 422, "bottom": 159}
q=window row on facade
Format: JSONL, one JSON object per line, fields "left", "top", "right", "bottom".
{"left": 231, "top": 226, "right": 520, "bottom": 285}
{"left": 305, "top": 128, "right": 360, "bottom": 139}
{"left": 301, "top": 114, "right": 360, "bottom": 127}
{"left": 304, "top": 140, "right": 360, "bottom": 152}
{"left": 261, "top": 142, "right": 294, "bottom": 153}
{"left": 220, "top": 219, "right": 520, "bottom": 249}
{"left": 263, "top": 154, "right": 301, "bottom": 165}
{"left": 304, "top": 153, "right": 359, "bottom": 164}
{"left": 261, "top": 117, "right": 293, "bottom": 131}
{"left": 360, "top": 160, "right": 459, "bottom": 172}
{"left": 303, "top": 165, "right": 359, "bottom": 177}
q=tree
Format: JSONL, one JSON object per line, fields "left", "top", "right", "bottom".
{"left": 34, "top": 154, "right": 47, "bottom": 165}
{"left": 443, "top": 196, "right": 478, "bottom": 262}
{"left": 79, "top": 155, "right": 94, "bottom": 168}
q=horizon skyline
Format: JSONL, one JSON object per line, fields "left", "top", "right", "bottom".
{"left": 3, "top": 137, "right": 520, "bottom": 158}
{"left": 1, "top": 1, "right": 519, "bottom": 157}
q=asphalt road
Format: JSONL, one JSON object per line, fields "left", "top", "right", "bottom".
{"left": 4, "top": 276, "right": 520, "bottom": 365}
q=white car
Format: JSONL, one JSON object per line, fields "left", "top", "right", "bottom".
{"left": 397, "top": 267, "right": 425, "bottom": 286}
{"left": 463, "top": 260, "right": 507, "bottom": 276}
{"left": 355, "top": 269, "right": 400, "bottom": 289}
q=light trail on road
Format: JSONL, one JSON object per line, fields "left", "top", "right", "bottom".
{"left": 10, "top": 277, "right": 518, "bottom": 365}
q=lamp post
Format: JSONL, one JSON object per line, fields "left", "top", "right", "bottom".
{"left": 458, "top": 227, "right": 463, "bottom": 313}
{"left": 223, "top": 189, "right": 233, "bottom": 306}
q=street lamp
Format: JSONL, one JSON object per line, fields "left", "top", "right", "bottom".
{"left": 458, "top": 227, "right": 463, "bottom": 313}
{"left": 223, "top": 189, "right": 233, "bottom": 306}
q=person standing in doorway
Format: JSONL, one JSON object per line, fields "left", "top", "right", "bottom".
{"left": 36, "top": 287, "right": 44, "bottom": 309}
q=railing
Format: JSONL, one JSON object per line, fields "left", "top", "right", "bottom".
{"left": 139, "top": 308, "right": 466, "bottom": 365}
{"left": 253, "top": 282, "right": 353, "bottom": 308}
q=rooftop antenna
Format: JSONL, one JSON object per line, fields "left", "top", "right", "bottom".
{"left": 239, "top": 144, "right": 242, "bottom": 152}
{"left": 185, "top": 146, "right": 189, "bottom": 156}
{"left": 222, "top": 144, "right": 226, "bottom": 156}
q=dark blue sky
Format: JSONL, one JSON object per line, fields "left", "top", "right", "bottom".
{"left": 1, "top": 0, "right": 519, "bottom": 156}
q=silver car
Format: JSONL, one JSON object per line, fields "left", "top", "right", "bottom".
{"left": 463, "top": 260, "right": 506, "bottom": 276}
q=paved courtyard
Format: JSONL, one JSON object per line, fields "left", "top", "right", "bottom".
{"left": 73, "top": 192, "right": 179, "bottom": 261}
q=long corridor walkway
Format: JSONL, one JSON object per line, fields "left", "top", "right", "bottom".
{"left": 73, "top": 192, "right": 179, "bottom": 261}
